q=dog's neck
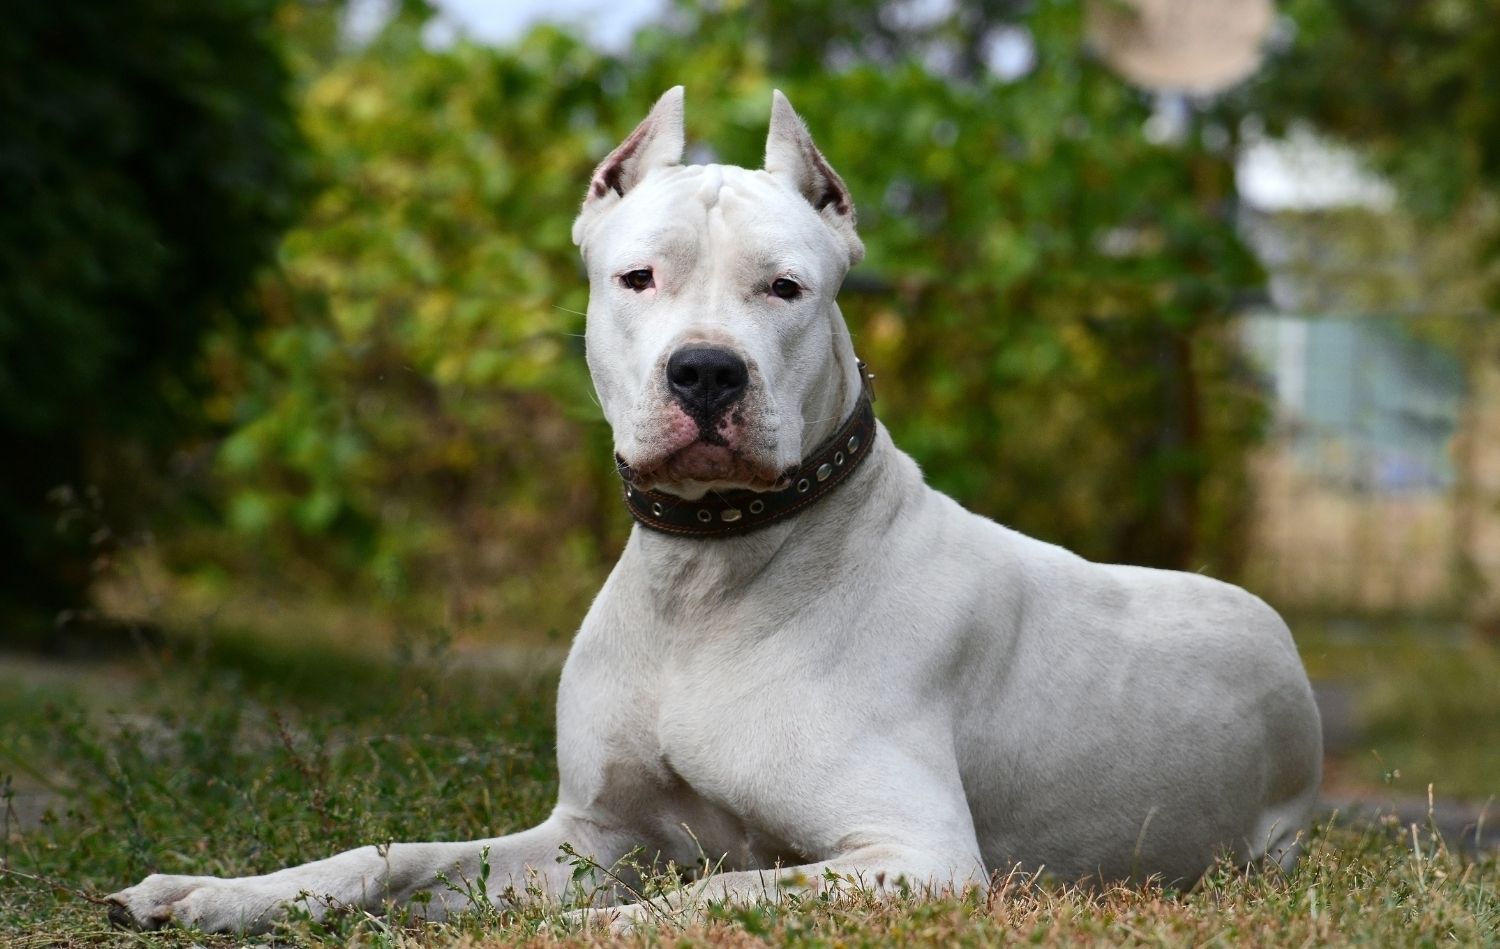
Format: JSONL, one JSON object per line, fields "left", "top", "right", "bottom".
{"left": 623, "top": 420, "right": 913, "bottom": 621}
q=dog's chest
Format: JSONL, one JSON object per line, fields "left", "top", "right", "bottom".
{"left": 646, "top": 642, "right": 845, "bottom": 860}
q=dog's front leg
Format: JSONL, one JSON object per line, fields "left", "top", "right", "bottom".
{"left": 107, "top": 811, "right": 628, "bottom": 934}
{"left": 573, "top": 844, "right": 988, "bottom": 934}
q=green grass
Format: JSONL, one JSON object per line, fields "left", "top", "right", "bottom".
{"left": 2, "top": 627, "right": 1498, "bottom": 947}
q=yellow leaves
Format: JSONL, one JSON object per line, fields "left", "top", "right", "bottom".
{"left": 304, "top": 69, "right": 357, "bottom": 114}
{"left": 978, "top": 225, "right": 1040, "bottom": 287}
{"left": 862, "top": 308, "right": 908, "bottom": 383}
{"left": 867, "top": 309, "right": 907, "bottom": 349}
{"left": 347, "top": 82, "right": 386, "bottom": 123}
{"left": 432, "top": 351, "right": 465, "bottom": 387}
{"left": 332, "top": 298, "right": 379, "bottom": 338}
{"left": 417, "top": 291, "right": 457, "bottom": 333}
{"left": 304, "top": 65, "right": 390, "bottom": 138}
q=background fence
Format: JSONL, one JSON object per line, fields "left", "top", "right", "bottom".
{"left": 1236, "top": 261, "right": 1500, "bottom": 623}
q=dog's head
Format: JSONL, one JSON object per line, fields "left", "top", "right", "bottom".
{"left": 572, "top": 88, "right": 865, "bottom": 499}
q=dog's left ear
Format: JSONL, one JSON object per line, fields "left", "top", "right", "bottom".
{"left": 764, "top": 90, "right": 864, "bottom": 266}
{"left": 573, "top": 86, "right": 685, "bottom": 247}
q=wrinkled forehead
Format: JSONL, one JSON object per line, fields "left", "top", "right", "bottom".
{"left": 585, "top": 164, "right": 845, "bottom": 280}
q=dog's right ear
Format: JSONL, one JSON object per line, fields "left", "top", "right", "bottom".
{"left": 572, "top": 87, "right": 685, "bottom": 247}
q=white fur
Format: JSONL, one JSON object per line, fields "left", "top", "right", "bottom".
{"left": 108, "top": 89, "right": 1321, "bottom": 935}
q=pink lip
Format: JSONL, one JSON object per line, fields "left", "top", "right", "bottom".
{"left": 628, "top": 442, "right": 785, "bottom": 491}
{"left": 623, "top": 403, "right": 785, "bottom": 490}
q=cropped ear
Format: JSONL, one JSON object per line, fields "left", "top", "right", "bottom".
{"left": 764, "top": 90, "right": 864, "bottom": 266}
{"left": 572, "top": 87, "right": 685, "bottom": 246}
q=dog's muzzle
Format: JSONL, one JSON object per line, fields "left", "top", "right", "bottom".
{"left": 621, "top": 361, "right": 878, "bottom": 538}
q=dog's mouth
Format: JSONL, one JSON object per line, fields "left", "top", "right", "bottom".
{"left": 621, "top": 442, "right": 788, "bottom": 493}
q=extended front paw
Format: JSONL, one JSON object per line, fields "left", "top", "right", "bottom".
{"left": 107, "top": 874, "right": 220, "bottom": 930}
{"left": 106, "top": 873, "right": 284, "bottom": 933}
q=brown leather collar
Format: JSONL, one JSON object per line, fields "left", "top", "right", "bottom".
{"left": 620, "top": 363, "right": 877, "bottom": 538}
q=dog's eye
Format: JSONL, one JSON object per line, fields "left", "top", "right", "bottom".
{"left": 620, "top": 268, "right": 654, "bottom": 292}
{"left": 770, "top": 277, "right": 802, "bottom": 300}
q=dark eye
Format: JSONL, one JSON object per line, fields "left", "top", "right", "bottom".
{"left": 770, "top": 277, "right": 802, "bottom": 300}
{"left": 620, "top": 268, "right": 654, "bottom": 291}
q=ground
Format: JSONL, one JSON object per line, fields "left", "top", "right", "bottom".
{"left": 1, "top": 615, "right": 1497, "bottom": 947}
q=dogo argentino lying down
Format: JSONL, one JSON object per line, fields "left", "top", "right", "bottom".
{"left": 109, "top": 88, "right": 1322, "bottom": 933}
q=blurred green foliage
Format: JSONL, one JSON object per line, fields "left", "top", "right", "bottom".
{"left": 1250, "top": 0, "right": 1500, "bottom": 219}
{"left": 203, "top": 15, "right": 625, "bottom": 634}
{"left": 0, "top": 0, "right": 303, "bottom": 642}
{"left": 17, "top": 0, "right": 1498, "bottom": 641}
{"left": 191, "top": 0, "right": 1265, "bottom": 638}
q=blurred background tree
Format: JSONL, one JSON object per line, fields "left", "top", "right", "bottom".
{"left": 0, "top": 0, "right": 303, "bottom": 646}
{"left": 1249, "top": 0, "right": 1500, "bottom": 218}
{"left": 6, "top": 0, "right": 1497, "bottom": 647}
{"left": 170, "top": 0, "right": 1263, "bottom": 646}
{"left": 200, "top": 12, "right": 622, "bottom": 635}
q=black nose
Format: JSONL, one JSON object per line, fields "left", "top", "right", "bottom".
{"left": 667, "top": 346, "right": 748, "bottom": 416}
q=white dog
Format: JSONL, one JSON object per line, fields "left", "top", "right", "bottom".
{"left": 109, "top": 88, "right": 1322, "bottom": 934}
